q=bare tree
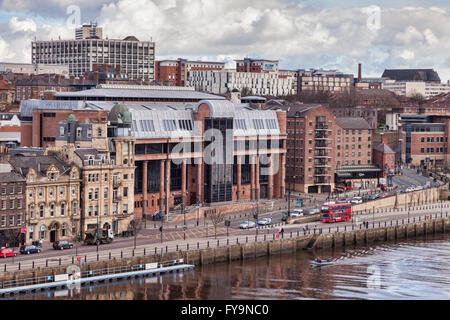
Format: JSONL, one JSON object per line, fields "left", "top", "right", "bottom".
{"left": 240, "top": 87, "right": 252, "bottom": 97}
{"left": 3, "top": 229, "right": 22, "bottom": 249}
{"left": 209, "top": 210, "right": 225, "bottom": 239}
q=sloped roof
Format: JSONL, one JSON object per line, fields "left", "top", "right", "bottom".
{"left": 9, "top": 155, "right": 69, "bottom": 177}
{"left": 335, "top": 117, "right": 371, "bottom": 130}
{"left": 0, "top": 172, "right": 25, "bottom": 182}
{"left": 373, "top": 142, "right": 395, "bottom": 154}
{"left": 382, "top": 69, "right": 440, "bottom": 82}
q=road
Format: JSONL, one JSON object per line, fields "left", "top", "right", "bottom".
{"left": 2, "top": 199, "right": 449, "bottom": 273}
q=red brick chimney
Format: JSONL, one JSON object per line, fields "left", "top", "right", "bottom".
{"left": 381, "top": 136, "right": 388, "bottom": 145}
{"left": 358, "top": 63, "right": 362, "bottom": 82}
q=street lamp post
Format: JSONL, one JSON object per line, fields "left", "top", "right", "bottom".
{"left": 96, "top": 214, "right": 99, "bottom": 253}
{"left": 183, "top": 203, "right": 186, "bottom": 240}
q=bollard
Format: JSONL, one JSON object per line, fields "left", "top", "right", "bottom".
{"left": 227, "top": 239, "right": 229, "bottom": 245}
{"left": 187, "top": 243, "right": 189, "bottom": 251}
{"left": 166, "top": 246, "right": 168, "bottom": 253}
{"left": 32, "top": 261, "right": 34, "bottom": 269}
{"left": 109, "top": 252, "right": 111, "bottom": 260}
{"left": 246, "top": 237, "right": 248, "bottom": 243}
{"left": 121, "top": 251, "right": 123, "bottom": 258}
{"left": 85, "top": 255, "right": 87, "bottom": 263}
{"left": 237, "top": 238, "right": 239, "bottom": 244}
{"left": 46, "top": 259, "right": 48, "bottom": 267}
{"left": 18, "top": 262, "right": 21, "bottom": 270}
{"left": 72, "top": 256, "right": 74, "bottom": 264}
{"left": 176, "top": 245, "right": 178, "bottom": 251}
{"left": 132, "top": 249, "right": 135, "bottom": 257}
{"left": 96, "top": 254, "right": 99, "bottom": 261}
{"left": 144, "top": 248, "right": 146, "bottom": 256}
{"left": 197, "top": 242, "right": 199, "bottom": 249}
{"left": 264, "top": 235, "right": 266, "bottom": 241}
{"left": 207, "top": 241, "right": 209, "bottom": 248}
{"left": 337, "top": 227, "right": 339, "bottom": 233}
{"left": 155, "top": 247, "right": 157, "bottom": 254}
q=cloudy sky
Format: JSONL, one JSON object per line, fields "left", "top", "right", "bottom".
{"left": 1, "top": 0, "right": 450, "bottom": 82}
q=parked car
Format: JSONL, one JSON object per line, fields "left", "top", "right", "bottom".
{"left": 239, "top": 221, "right": 256, "bottom": 229}
{"left": 20, "top": 245, "right": 41, "bottom": 255}
{"left": 379, "top": 193, "right": 390, "bottom": 198}
{"left": 337, "top": 198, "right": 351, "bottom": 203}
{"left": 257, "top": 217, "right": 272, "bottom": 225}
{"left": 369, "top": 194, "right": 380, "bottom": 200}
{"left": 53, "top": 240, "right": 74, "bottom": 250}
{"left": 350, "top": 197, "right": 363, "bottom": 204}
{"left": 0, "top": 248, "right": 18, "bottom": 258}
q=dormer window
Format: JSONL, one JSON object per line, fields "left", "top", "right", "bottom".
{"left": 59, "top": 126, "right": 65, "bottom": 136}
{"left": 88, "top": 155, "right": 95, "bottom": 165}
{"left": 76, "top": 127, "right": 82, "bottom": 138}
{"left": 87, "top": 128, "right": 92, "bottom": 138}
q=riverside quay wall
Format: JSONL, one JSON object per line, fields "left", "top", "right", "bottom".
{"left": 2, "top": 216, "right": 450, "bottom": 286}
{"left": 353, "top": 186, "right": 442, "bottom": 212}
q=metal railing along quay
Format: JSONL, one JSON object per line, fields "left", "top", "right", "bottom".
{"left": 1, "top": 202, "right": 449, "bottom": 274}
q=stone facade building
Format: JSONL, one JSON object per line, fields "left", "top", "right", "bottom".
{"left": 51, "top": 111, "right": 135, "bottom": 236}
{"left": 9, "top": 155, "right": 81, "bottom": 245}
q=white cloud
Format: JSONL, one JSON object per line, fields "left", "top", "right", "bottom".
{"left": 8, "top": 16, "right": 37, "bottom": 33}
{"left": 0, "top": 1, "right": 450, "bottom": 82}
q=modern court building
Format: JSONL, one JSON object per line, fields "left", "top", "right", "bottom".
{"left": 18, "top": 87, "right": 287, "bottom": 220}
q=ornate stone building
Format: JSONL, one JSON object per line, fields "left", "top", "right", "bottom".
{"left": 9, "top": 155, "right": 81, "bottom": 244}
{"left": 51, "top": 109, "right": 135, "bottom": 236}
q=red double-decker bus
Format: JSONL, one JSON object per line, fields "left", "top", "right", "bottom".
{"left": 320, "top": 203, "right": 352, "bottom": 223}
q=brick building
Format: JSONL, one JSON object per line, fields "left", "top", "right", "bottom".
{"left": 401, "top": 114, "right": 450, "bottom": 168}
{"left": 284, "top": 104, "right": 380, "bottom": 193}
{"left": 373, "top": 136, "right": 396, "bottom": 185}
{"left": 284, "top": 104, "right": 335, "bottom": 194}
{"left": 155, "top": 59, "right": 224, "bottom": 87}
{"left": 0, "top": 172, "right": 26, "bottom": 247}
{"left": 334, "top": 118, "right": 373, "bottom": 167}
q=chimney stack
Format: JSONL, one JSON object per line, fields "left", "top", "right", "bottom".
{"left": 358, "top": 63, "right": 362, "bottom": 82}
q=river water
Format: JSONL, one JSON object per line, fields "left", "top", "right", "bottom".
{"left": 13, "top": 234, "right": 450, "bottom": 300}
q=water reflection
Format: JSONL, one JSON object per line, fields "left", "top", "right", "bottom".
{"left": 11, "top": 234, "right": 450, "bottom": 300}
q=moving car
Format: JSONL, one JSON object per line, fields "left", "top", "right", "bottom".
{"left": 257, "top": 217, "right": 272, "bottom": 225}
{"left": 20, "top": 245, "right": 41, "bottom": 255}
{"left": 239, "top": 221, "right": 256, "bottom": 229}
{"left": 379, "top": 193, "right": 390, "bottom": 198}
{"left": 0, "top": 248, "right": 18, "bottom": 258}
{"left": 53, "top": 240, "right": 74, "bottom": 250}
{"left": 306, "top": 208, "right": 320, "bottom": 215}
{"left": 350, "top": 197, "right": 363, "bottom": 204}
{"left": 291, "top": 209, "right": 304, "bottom": 217}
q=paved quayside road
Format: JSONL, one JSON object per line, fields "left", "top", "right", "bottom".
{"left": 2, "top": 200, "right": 450, "bottom": 273}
